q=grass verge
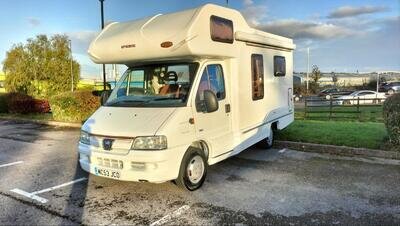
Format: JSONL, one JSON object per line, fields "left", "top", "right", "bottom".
{"left": 276, "top": 120, "right": 388, "bottom": 150}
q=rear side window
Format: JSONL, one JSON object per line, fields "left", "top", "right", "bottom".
{"left": 251, "top": 54, "right": 264, "bottom": 100}
{"left": 274, "top": 56, "right": 286, "bottom": 77}
{"left": 196, "top": 64, "right": 226, "bottom": 112}
{"left": 210, "top": 15, "right": 234, "bottom": 44}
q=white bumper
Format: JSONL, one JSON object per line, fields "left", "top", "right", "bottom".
{"left": 78, "top": 143, "right": 187, "bottom": 183}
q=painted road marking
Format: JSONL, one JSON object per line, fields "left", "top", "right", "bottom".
{"left": 279, "top": 148, "right": 286, "bottom": 153}
{"left": 150, "top": 205, "right": 190, "bottom": 226}
{"left": 0, "top": 161, "right": 23, "bottom": 168}
{"left": 11, "top": 177, "right": 87, "bottom": 204}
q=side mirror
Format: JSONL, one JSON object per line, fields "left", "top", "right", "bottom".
{"left": 100, "top": 90, "right": 111, "bottom": 106}
{"left": 203, "top": 90, "right": 218, "bottom": 113}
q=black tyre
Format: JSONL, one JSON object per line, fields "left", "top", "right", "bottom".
{"left": 175, "top": 147, "right": 207, "bottom": 191}
{"left": 258, "top": 126, "right": 274, "bottom": 149}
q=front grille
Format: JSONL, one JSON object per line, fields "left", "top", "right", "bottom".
{"left": 97, "top": 157, "right": 123, "bottom": 169}
{"left": 90, "top": 136, "right": 133, "bottom": 154}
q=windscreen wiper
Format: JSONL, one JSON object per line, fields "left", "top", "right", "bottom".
{"left": 150, "top": 97, "right": 182, "bottom": 101}
{"left": 107, "top": 99, "right": 146, "bottom": 106}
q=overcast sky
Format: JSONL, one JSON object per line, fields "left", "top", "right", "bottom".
{"left": 0, "top": 0, "right": 399, "bottom": 79}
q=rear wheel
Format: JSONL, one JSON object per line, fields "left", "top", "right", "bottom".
{"left": 388, "top": 89, "right": 395, "bottom": 95}
{"left": 175, "top": 147, "right": 207, "bottom": 191}
{"left": 258, "top": 126, "right": 274, "bottom": 149}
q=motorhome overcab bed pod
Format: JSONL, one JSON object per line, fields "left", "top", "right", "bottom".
{"left": 79, "top": 4, "right": 295, "bottom": 190}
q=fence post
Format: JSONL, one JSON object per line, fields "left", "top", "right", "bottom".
{"left": 329, "top": 97, "right": 333, "bottom": 120}
{"left": 304, "top": 97, "right": 308, "bottom": 120}
{"left": 357, "top": 97, "right": 361, "bottom": 121}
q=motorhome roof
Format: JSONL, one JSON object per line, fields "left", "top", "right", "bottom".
{"left": 88, "top": 4, "right": 295, "bottom": 64}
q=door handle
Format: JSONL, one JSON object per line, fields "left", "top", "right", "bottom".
{"left": 225, "top": 104, "right": 231, "bottom": 113}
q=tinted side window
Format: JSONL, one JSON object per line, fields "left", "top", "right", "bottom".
{"left": 274, "top": 56, "right": 286, "bottom": 77}
{"left": 196, "top": 64, "right": 226, "bottom": 112}
{"left": 210, "top": 15, "right": 234, "bottom": 44}
{"left": 251, "top": 54, "right": 264, "bottom": 100}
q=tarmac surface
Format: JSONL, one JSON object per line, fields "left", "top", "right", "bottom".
{"left": 0, "top": 120, "right": 399, "bottom": 225}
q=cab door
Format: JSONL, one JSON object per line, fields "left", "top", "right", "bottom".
{"left": 192, "top": 62, "right": 232, "bottom": 158}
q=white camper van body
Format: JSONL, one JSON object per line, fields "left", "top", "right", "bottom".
{"left": 78, "top": 4, "right": 295, "bottom": 187}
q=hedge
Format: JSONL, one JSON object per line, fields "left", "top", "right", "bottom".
{"left": 383, "top": 93, "right": 400, "bottom": 150}
{"left": 7, "top": 93, "right": 35, "bottom": 113}
{"left": 49, "top": 91, "right": 100, "bottom": 123}
{"left": 2, "top": 93, "right": 51, "bottom": 114}
{"left": 0, "top": 93, "right": 7, "bottom": 113}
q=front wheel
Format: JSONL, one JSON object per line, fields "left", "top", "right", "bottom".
{"left": 175, "top": 147, "right": 207, "bottom": 191}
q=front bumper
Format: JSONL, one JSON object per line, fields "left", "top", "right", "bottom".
{"left": 78, "top": 143, "right": 187, "bottom": 183}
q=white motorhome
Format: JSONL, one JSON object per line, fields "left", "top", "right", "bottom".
{"left": 79, "top": 4, "right": 295, "bottom": 190}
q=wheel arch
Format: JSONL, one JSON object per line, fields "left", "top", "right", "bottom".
{"left": 190, "top": 140, "right": 210, "bottom": 160}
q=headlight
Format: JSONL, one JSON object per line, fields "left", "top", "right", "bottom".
{"left": 131, "top": 136, "right": 167, "bottom": 150}
{"left": 80, "top": 131, "right": 90, "bottom": 145}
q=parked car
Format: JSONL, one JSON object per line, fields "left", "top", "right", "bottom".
{"left": 379, "top": 82, "right": 400, "bottom": 95}
{"left": 318, "top": 88, "right": 353, "bottom": 99}
{"left": 337, "top": 90, "right": 386, "bottom": 105}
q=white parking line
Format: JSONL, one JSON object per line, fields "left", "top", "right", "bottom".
{"left": 10, "top": 177, "right": 87, "bottom": 204}
{"left": 279, "top": 148, "right": 286, "bottom": 153}
{"left": 150, "top": 205, "right": 190, "bottom": 226}
{"left": 0, "top": 161, "right": 23, "bottom": 168}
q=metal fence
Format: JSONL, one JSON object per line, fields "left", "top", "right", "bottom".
{"left": 303, "top": 97, "right": 385, "bottom": 121}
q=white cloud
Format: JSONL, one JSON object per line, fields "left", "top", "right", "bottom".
{"left": 328, "top": 5, "right": 388, "bottom": 19}
{"left": 26, "top": 17, "right": 40, "bottom": 27}
{"left": 66, "top": 30, "right": 98, "bottom": 54}
{"left": 241, "top": 0, "right": 268, "bottom": 26}
{"left": 243, "top": 0, "right": 253, "bottom": 6}
{"left": 258, "top": 19, "right": 355, "bottom": 40}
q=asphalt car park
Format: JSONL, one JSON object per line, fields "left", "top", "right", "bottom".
{"left": 0, "top": 120, "right": 399, "bottom": 225}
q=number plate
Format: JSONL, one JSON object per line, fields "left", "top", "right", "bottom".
{"left": 94, "top": 167, "right": 121, "bottom": 179}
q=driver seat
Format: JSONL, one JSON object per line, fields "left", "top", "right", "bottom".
{"left": 159, "top": 84, "right": 180, "bottom": 97}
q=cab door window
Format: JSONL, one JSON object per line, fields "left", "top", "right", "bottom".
{"left": 196, "top": 64, "right": 225, "bottom": 112}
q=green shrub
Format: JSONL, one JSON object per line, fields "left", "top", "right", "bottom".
{"left": 383, "top": 93, "right": 400, "bottom": 150}
{"left": 49, "top": 91, "right": 100, "bottom": 123}
{"left": 0, "top": 93, "right": 8, "bottom": 113}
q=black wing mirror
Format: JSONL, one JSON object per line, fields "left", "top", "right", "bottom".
{"left": 203, "top": 90, "right": 218, "bottom": 113}
{"left": 100, "top": 90, "right": 111, "bottom": 106}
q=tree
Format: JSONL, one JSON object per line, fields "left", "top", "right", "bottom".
{"left": 2, "top": 34, "right": 80, "bottom": 98}
{"left": 310, "top": 65, "right": 322, "bottom": 83}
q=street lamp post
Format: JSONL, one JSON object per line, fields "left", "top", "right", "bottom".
{"left": 306, "top": 47, "right": 310, "bottom": 95}
{"left": 99, "top": 0, "right": 107, "bottom": 91}
{"left": 376, "top": 73, "right": 380, "bottom": 93}
{"left": 69, "top": 40, "right": 73, "bottom": 92}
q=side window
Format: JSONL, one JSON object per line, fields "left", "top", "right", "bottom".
{"left": 274, "top": 56, "right": 286, "bottom": 77}
{"left": 196, "top": 64, "right": 226, "bottom": 112}
{"left": 251, "top": 54, "right": 264, "bottom": 100}
{"left": 210, "top": 15, "right": 234, "bottom": 44}
{"left": 130, "top": 70, "right": 144, "bottom": 88}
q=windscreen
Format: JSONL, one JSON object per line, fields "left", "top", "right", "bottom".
{"left": 105, "top": 62, "right": 199, "bottom": 107}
